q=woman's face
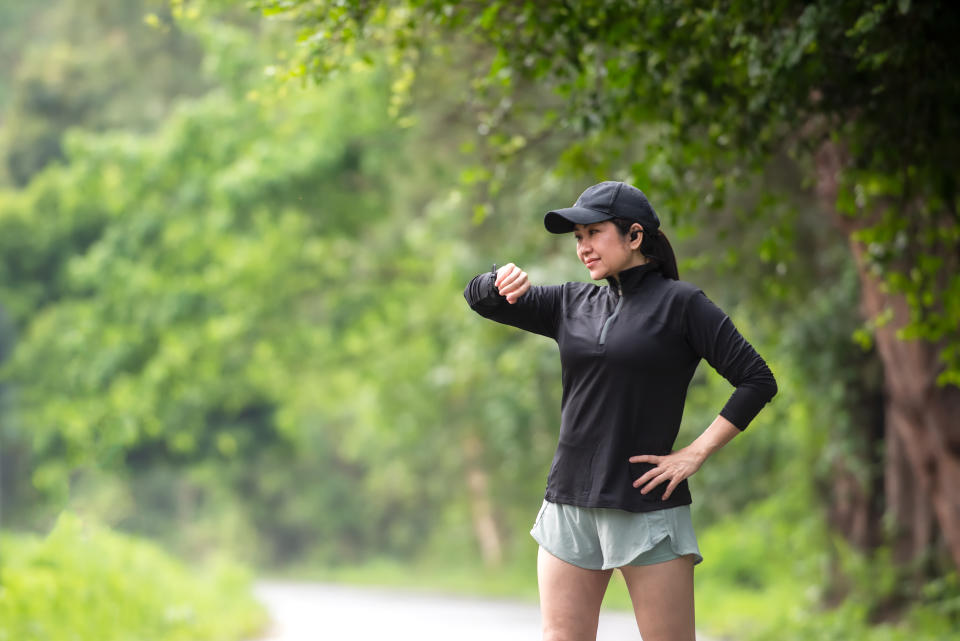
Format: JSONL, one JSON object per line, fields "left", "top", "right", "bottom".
{"left": 573, "top": 221, "right": 641, "bottom": 281}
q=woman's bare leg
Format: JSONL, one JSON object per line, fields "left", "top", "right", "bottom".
{"left": 537, "top": 546, "right": 613, "bottom": 641}
{"left": 619, "top": 554, "right": 696, "bottom": 641}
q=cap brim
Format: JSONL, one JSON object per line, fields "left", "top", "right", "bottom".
{"left": 543, "top": 207, "right": 614, "bottom": 234}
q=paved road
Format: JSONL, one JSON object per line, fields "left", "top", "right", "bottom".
{"left": 248, "top": 580, "right": 644, "bottom": 640}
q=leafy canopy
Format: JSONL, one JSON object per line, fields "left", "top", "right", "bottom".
{"left": 248, "top": 0, "right": 960, "bottom": 384}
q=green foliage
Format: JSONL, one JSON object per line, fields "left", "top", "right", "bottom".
{"left": 0, "top": 61, "right": 421, "bottom": 563}
{"left": 0, "top": 511, "right": 266, "bottom": 641}
{"left": 696, "top": 501, "right": 960, "bottom": 641}
{"left": 0, "top": 5, "right": 572, "bottom": 566}
{"left": 0, "top": 0, "right": 210, "bottom": 187}
{"left": 0, "top": 1, "right": 55, "bottom": 110}
{"left": 250, "top": 0, "right": 960, "bottom": 383}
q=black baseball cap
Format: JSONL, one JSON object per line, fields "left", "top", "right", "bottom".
{"left": 544, "top": 181, "right": 660, "bottom": 234}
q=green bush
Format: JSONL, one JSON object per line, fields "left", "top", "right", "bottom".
{"left": 695, "top": 496, "right": 959, "bottom": 641}
{"left": 0, "top": 511, "right": 267, "bottom": 641}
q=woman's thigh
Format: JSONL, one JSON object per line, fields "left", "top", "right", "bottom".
{"left": 619, "top": 554, "right": 696, "bottom": 641}
{"left": 537, "top": 546, "right": 613, "bottom": 641}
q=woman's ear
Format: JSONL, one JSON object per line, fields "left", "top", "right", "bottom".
{"left": 629, "top": 224, "right": 643, "bottom": 248}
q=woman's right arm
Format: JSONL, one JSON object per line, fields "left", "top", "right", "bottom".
{"left": 463, "top": 263, "right": 562, "bottom": 339}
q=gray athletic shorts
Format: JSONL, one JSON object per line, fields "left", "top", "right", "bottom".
{"left": 530, "top": 499, "right": 704, "bottom": 571}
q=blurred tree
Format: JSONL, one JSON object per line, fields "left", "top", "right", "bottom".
{"left": 0, "top": 0, "right": 209, "bottom": 187}
{"left": 0, "top": 60, "right": 399, "bottom": 557}
{"left": 0, "top": 7, "right": 573, "bottom": 567}
{"left": 0, "top": 1, "right": 55, "bottom": 111}
{"left": 250, "top": 0, "right": 960, "bottom": 572}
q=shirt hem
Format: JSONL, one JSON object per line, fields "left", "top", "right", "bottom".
{"left": 544, "top": 492, "right": 692, "bottom": 513}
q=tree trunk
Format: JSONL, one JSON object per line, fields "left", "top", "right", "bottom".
{"left": 825, "top": 389, "right": 884, "bottom": 553}
{"left": 885, "top": 410, "right": 936, "bottom": 563}
{"left": 816, "top": 141, "right": 960, "bottom": 570}
{"left": 462, "top": 433, "right": 504, "bottom": 567}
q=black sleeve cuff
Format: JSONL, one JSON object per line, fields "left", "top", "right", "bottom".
{"left": 464, "top": 270, "right": 506, "bottom": 315}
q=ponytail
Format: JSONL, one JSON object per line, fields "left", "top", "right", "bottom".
{"left": 611, "top": 218, "right": 679, "bottom": 280}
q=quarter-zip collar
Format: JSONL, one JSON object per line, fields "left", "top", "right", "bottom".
{"left": 599, "top": 263, "right": 657, "bottom": 346}
{"left": 606, "top": 262, "right": 659, "bottom": 294}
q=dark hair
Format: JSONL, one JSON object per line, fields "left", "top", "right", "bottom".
{"left": 610, "top": 218, "right": 679, "bottom": 280}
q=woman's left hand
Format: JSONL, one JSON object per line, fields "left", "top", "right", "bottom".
{"left": 629, "top": 448, "right": 705, "bottom": 500}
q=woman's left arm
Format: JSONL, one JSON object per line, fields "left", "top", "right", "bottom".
{"left": 629, "top": 415, "right": 741, "bottom": 500}
{"left": 630, "top": 287, "right": 778, "bottom": 500}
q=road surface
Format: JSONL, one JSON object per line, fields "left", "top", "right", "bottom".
{"left": 248, "top": 579, "right": 645, "bottom": 640}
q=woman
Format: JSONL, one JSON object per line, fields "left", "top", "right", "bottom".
{"left": 463, "top": 181, "right": 778, "bottom": 641}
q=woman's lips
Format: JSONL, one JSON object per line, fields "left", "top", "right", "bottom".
{"left": 585, "top": 258, "right": 599, "bottom": 268}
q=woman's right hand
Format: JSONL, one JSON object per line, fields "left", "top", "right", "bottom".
{"left": 495, "top": 263, "right": 531, "bottom": 304}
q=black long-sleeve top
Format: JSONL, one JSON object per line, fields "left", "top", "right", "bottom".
{"left": 464, "top": 262, "right": 778, "bottom": 512}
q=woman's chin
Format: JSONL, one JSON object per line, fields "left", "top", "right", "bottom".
{"left": 586, "top": 266, "right": 607, "bottom": 280}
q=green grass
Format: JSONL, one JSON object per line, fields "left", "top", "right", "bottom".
{"left": 0, "top": 511, "right": 268, "bottom": 641}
